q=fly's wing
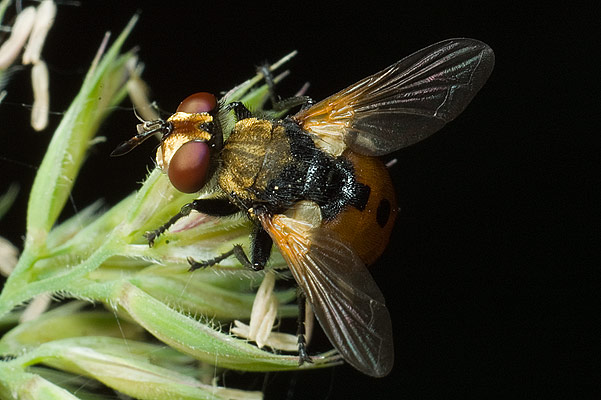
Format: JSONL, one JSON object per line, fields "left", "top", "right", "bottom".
{"left": 259, "top": 213, "right": 394, "bottom": 377}
{"left": 295, "top": 38, "right": 495, "bottom": 156}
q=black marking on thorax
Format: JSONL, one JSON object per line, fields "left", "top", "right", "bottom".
{"left": 259, "top": 118, "right": 371, "bottom": 220}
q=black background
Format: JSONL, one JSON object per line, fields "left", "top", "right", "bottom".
{"left": 0, "top": 1, "right": 595, "bottom": 399}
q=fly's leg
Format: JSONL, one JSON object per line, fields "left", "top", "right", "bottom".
{"left": 188, "top": 245, "right": 249, "bottom": 270}
{"left": 188, "top": 224, "right": 273, "bottom": 271}
{"left": 258, "top": 64, "right": 314, "bottom": 111}
{"left": 226, "top": 65, "right": 314, "bottom": 121}
{"left": 144, "top": 198, "right": 239, "bottom": 246}
{"left": 226, "top": 101, "right": 253, "bottom": 120}
{"left": 296, "top": 290, "right": 313, "bottom": 365}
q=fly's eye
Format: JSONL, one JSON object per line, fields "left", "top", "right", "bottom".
{"left": 168, "top": 141, "right": 210, "bottom": 193}
{"left": 176, "top": 92, "right": 217, "bottom": 114}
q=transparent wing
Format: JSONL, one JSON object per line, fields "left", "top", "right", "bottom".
{"left": 295, "top": 38, "right": 495, "bottom": 156}
{"left": 260, "top": 213, "right": 394, "bottom": 377}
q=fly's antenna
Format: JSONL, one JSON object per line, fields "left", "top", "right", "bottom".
{"left": 110, "top": 116, "right": 171, "bottom": 157}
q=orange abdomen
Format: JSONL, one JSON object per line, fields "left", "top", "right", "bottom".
{"left": 323, "top": 151, "right": 397, "bottom": 265}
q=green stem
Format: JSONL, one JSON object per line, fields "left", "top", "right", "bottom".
{"left": 0, "top": 238, "right": 121, "bottom": 318}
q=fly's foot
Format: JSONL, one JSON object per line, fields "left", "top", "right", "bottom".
{"left": 187, "top": 257, "right": 213, "bottom": 271}
{"left": 143, "top": 230, "right": 160, "bottom": 247}
{"left": 297, "top": 334, "right": 313, "bottom": 366}
{"left": 187, "top": 245, "right": 241, "bottom": 271}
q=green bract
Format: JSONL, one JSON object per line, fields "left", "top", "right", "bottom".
{"left": 0, "top": 14, "right": 339, "bottom": 400}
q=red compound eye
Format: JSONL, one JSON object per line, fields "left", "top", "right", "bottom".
{"left": 168, "top": 141, "right": 210, "bottom": 193}
{"left": 176, "top": 92, "right": 217, "bottom": 113}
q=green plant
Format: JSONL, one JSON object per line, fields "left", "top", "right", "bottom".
{"left": 0, "top": 13, "right": 338, "bottom": 400}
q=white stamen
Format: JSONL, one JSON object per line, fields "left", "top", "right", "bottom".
{"left": 0, "top": 236, "right": 18, "bottom": 276}
{"left": 0, "top": 6, "right": 36, "bottom": 69}
{"left": 22, "top": 0, "right": 56, "bottom": 65}
{"left": 31, "top": 60, "right": 49, "bottom": 130}
{"left": 248, "top": 270, "right": 276, "bottom": 340}
{"left": 231, "top": 270, "right": 299, "bottom": 352}
{"left": 385, "top": 158, "right": 398, "bottom": 168}
{"left": 19, "top": 293, "right": 51, "bottom": 323}
{"left": 126, "top": 58, "right": 160, "bottom": 121}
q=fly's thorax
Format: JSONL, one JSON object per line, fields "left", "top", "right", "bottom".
{"left": 218, "top": 118, "right": 293, "bottom": 207}
{"left": 156, "top": 112, "right": 214, "bottom": 171}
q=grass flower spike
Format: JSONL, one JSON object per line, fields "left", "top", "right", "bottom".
{"left": 0, "top": 13, "right": 339, "bottom": 400}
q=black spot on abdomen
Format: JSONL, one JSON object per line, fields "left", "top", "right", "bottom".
{"left": 376, "top": 198, "right": 391, "bottom": 228}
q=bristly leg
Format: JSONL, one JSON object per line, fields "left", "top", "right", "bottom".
{"left": 258, "top": 64, "right": 313, "bottom": 112}
{"left": 250, "top": 224, "right": 273, "bottom": 271}
{"left": 144, "top": 211, "right": 184, "bottom": 247}
{"left": 226, "top": 101, "right": 254, "bottom": 121}
{"left": 296, "top": 290, "right": 313, "bottom": 365}
{"left": 188, "top": 224, "right": 273, "bottom": 271}
{"left": 144, "top": 198, "right": 239, "bottom": 246}
{"left": 188, "top": 244, "right": 251, "bottom": 270}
